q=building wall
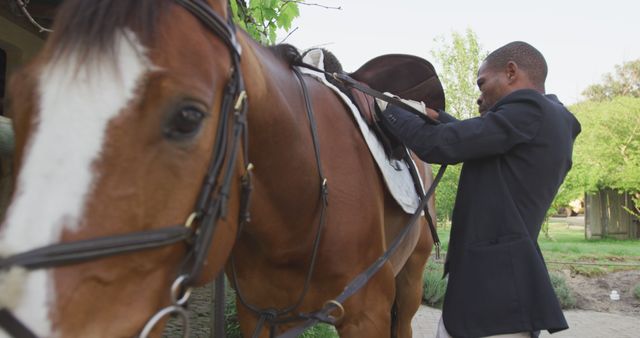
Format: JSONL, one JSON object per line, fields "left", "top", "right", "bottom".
{"left": 0, "top": 14, "right": 45, "bottom": 115}
{"left": 585, "top": 189, "right": 640, "bottom": 240}
{"left": 0, "top": 15, "right": 45, "bottom": 217}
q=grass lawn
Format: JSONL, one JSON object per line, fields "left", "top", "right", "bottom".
{"left": 539, "top": 217, "right": 640, "bottom": 275}
{"left": 423, "top": 217, "right": 640, "bottom": 309}
{"left": 435, "top": 217, "right": 640, "bottom": 276}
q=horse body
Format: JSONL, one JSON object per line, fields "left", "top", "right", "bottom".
{"left": 0, "top": 1, "right": 433, "bottom": 337}
{"left": 232, "top": 35, "right": 435, "bottom": 336}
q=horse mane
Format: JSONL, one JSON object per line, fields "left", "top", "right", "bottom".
{"left": 267, "top": 44, "right": 302, "bottom": 66}
{"left": 268, "top": 45, "right": 350, "bottom": 96}
{"left": 46, "top": 0, "right": 169, "bottom": 60}
{"left": 318, "top": 48, "right": 350, "bottom": 94}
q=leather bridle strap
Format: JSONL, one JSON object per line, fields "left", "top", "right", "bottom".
{"left": 174, "top": 0, "right": 241, "bottom": 56}
{"left": 0, "top": 226, "right": 190, "bottom": 270}
{"left": 0, "top": 309, "right": 37, "bottom": 338}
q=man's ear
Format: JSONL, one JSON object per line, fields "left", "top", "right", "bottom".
{"left": 506, "top": 61, "right": 518, "bottom": 83}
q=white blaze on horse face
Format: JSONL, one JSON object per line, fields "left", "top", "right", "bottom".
{"left": 0, "top": 30, "right": 152, "bottom": 337}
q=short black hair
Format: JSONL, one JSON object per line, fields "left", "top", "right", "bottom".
{"left": 485, "top": 41, "right": 548, "bottom": 88}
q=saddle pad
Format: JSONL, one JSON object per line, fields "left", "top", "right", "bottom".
{"left": 299, "top": 49, "right": 424, "bottom": 214}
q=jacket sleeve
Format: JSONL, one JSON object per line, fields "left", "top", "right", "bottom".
{"left": 379, "top": 98, "right": 543, "bottom": 164}
{"left": 437, "top": 110, "right": 459, "bottom": 124}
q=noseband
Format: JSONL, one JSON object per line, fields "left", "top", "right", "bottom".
{"left": 0, "top": 0, "right": 250, "bottom": 337}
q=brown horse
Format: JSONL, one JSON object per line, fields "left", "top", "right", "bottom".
{"left": 0, "top": 0, "right": 435, "bottom": 337}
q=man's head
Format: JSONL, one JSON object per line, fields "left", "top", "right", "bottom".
{"left": 476, "top": 41, "right": 547, "bottom": 115}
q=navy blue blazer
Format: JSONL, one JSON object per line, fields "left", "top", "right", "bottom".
{"left": 380, "top": 89, "right": 581, "bottom": 337}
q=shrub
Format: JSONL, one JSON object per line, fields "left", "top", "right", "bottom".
{"left": 549, "top": 272, "right": 576, "bottom": 309}
{"left": 634, "top": 283, "right": 640, "bottom": 300}
{"left": 423, "top": 260, "right": 447, "bottom": 308}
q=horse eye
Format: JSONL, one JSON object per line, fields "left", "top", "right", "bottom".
{"left": 165, "top": 106, "right": 206, "bottom": 140}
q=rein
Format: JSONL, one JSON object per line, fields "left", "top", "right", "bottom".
{"left": 0, "top": 0, "right": 249, "bottom": 337}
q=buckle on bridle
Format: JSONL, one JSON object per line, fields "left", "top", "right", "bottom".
{"left": 323, "top": 299, "right": 345, "bottom": 323}
{"left": 234, "top": 91, "right": 247, "bottom": 111}
{"left": 184, "top": 212, "right": 198, "bottom": 229}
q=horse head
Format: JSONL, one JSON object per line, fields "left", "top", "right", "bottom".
{"left": 0, "top": 0, "right": 243, "bottom": 336}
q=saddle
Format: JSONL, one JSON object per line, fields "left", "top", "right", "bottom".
{"left": 344, "top": 54, "right": 445, "bottom": 159}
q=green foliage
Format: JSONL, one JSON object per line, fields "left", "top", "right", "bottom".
{"left": 555, "top": 97, "right": 640, "bottom": 212}
{"left": 428, "top": 30, "right": 487, "bottom": 221}
{"left": 423, "top": 260, "right": 447, "bottom": 308}
{"left": 432, "top": 164, "right": 460, "bottom": 223}
{"left": 634, "top": 283, "right": 640, "bottom": 300}
{"left": 430, "top": 29, "right": 488, "bottom": 119}
{"left": 231, "top": 0, "right": 300, "bottom": 44}
{"left": 552, "top": 60, "right": 640, "bottom": 218}
{"left": 582, "top": 59, "right": 640, "bottom": 101}
{"left": 300, "top": 324, "right": 338, "bottom": 338}
{"left": 549, "top": 272, "right": 577, "bottom": 309}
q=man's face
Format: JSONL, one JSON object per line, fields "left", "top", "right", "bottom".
{"left": 476, "top": 61, "right": 510, "bottom": 116}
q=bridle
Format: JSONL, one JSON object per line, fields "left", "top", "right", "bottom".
{"left": 0, "top": 0, "right": 250, "bottom": 337}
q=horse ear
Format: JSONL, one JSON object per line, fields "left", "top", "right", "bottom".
{"left": 351, "top": 54, "right": 446, "bottom": 111}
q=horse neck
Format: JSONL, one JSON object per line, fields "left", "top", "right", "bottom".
{"left": 238, "top": 38, "right": 324, "bottom": 242}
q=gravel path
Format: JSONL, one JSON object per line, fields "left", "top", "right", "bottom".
{"left": 164, "top": 284, "right": 640, "bottom": 337}
{"left": 411, "top": 305, "right": 640, "bottom": 338}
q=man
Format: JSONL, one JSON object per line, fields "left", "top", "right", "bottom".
{"left": 377, "top": 41, "right": 581, "bottom": 337}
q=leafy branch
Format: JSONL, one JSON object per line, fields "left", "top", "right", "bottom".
{"left": 231, "top": 0, "right": 340, "bottom": 44}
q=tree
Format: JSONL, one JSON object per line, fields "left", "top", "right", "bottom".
{"left": 582, "top": 59, "right": 640, "bottom": 101}
{"left": 231, "top": 0, "right": 300, "bottom": 44}
{"left": 572, "top": 97, "right": 640, "bottom": 191}
{"left": 429, "top": 29, "right": 487, "bottom": 222}
{"left": 431, "top": 29, "right": 488, "bottom": 120}
{"left": 557, "top": 97, "right": 640, "bottom": 216}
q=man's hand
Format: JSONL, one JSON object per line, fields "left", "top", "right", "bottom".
{"left": 375, "top": 93, "right": 440, "bottom": 120}
{"left": 424, "top": 107, "right": 440, "bottom": 120}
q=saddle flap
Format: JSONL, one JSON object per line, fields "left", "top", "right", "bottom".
{"left": 348, "top": 82, "right": 405, "bottom": 160}
{"left": 349, "top": 85, "right": 376, "bottom": 125}
{"left": 350, "top": 54, "right": 445, "bottom": 111}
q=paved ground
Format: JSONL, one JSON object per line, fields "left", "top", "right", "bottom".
{"left": 411, "top": 305, "right": 640, "bottom": 338}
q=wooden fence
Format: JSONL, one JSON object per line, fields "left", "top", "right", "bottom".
{"left": 585, "top": 189, "right": 640, "bottom": 239}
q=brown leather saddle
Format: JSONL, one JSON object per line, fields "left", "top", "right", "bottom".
{"left": 345, "top": 54, "right": 445, "bottom": 159}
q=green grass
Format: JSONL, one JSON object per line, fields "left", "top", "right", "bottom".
{"left": 434, "top": 219, "right": 640, "bottom": 276}
{"left": 539, "top": 219, "right": 640, "bottom": 274}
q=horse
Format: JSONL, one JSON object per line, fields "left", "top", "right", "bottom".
{"left": 0, "top": 0, "right": 436, "bottom": 337}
